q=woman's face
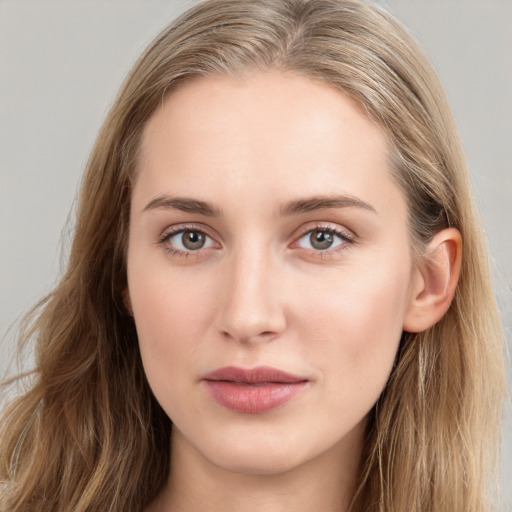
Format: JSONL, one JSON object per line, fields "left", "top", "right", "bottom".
{"left": 126, "top": 70, "right": 420, "bottom": 475}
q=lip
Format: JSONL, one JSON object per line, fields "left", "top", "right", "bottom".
{"left": 201, "top": 366, "right": 309, "bottom": 414}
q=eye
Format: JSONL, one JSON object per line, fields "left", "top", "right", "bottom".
{"left": 296, "top": 227, "right": 350, "bottom": 251}
{"left": 161, "top": 228, "right": 217, "bottom": 253}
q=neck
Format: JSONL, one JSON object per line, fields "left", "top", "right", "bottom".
{"left": 148, "top": 425, "right": 364, "bottom": 512}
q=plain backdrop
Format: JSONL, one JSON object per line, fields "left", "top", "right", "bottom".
{"left": 1, "top": 0, "right": 510, "bottom": 504}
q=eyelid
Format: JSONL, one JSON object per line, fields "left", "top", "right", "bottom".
{"left": 290, "top": 222, "right": 357, "bottom": 254}
{"left": 293, "top": 222, "right": 355, "bottom": 242}
{"left": 156, "top": 221, "right": 356, "bottom": 258}
{"left": 157, "top": 223, "right": 221, "bottom": 254}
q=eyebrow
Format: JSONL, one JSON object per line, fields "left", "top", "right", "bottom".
{"left": 143, "top": 196, "right": 223, "bottom": 216}
{"left": 280, "top": 195, "right": 376, "bottom": 216}
{"left": 142, "top": 193, "right": 376, "bottom": 217}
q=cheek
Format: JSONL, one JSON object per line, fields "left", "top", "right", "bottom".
{"left": 299, "top": 260, "right": 411, "bottom": 405}
{"left": 128, "top": 267, "right": 218, "bottom": 386}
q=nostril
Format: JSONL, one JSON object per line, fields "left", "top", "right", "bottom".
{"left": 219, "top": 328, "right": 280, "bottom": 344}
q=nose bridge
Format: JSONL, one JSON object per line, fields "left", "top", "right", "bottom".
{"left": 217, "top": 240, "right": 285, "bottom": 343}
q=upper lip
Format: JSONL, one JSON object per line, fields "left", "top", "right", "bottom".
{"left": 202, "top": 366, "right": 308, "bottom": 384}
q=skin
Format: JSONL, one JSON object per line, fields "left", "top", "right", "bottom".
{"left": 125, "top": 70, "right": 460, "bottom": 512}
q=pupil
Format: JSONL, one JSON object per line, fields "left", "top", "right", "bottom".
{"left": 310, "top": 230, "right": 333, "bottom": 250}
{"left": 183, "top": 231, "right": 205, "bottom": 250}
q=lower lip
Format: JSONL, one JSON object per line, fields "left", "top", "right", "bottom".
{"left": 204, "top": 380, "right": 308, "bottom": 413}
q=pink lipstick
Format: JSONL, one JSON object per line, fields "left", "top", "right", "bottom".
{"left": 202, "top": 366, "right": 308, "bottom": 413}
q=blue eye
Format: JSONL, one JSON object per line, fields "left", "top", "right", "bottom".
{"left": 297, "top": 228, "right": 348, "bottom": 251}
{"left": 164, "top": 229, "right": 215, "bottom": 252}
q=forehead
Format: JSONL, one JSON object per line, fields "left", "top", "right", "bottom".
{"left": 134, "top": 70, "right": 403, "bottom": 216}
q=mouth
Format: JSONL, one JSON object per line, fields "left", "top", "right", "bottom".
{"left": 201, "top": 366, "right": 309, "bottom": 414}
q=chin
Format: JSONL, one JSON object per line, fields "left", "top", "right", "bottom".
{"left": 192, "top": 422, "right": 323, "bottom": 476}
{"left": 206, "top": 444, "right": 304, "bottom": 476}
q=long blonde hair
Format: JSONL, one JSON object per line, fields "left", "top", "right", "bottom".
{"left": 1, "top": 1, "right": 506, "bottom": 510}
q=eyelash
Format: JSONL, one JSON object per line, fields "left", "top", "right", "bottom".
{"left": 294, "top": 224, "right": 355, "bottom": 257}
{"left": 157, "top": 223, "right": 356, "bottom": 258}
{"left": 157, "top": 224, "right": 215, "bottom": 258}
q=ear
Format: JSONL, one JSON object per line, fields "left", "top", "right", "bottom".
{"left": 403, "top": 228, "right": 462, "bottom": 333}
{"left": 122, "top": 287, "right": 134, "bottom": 317}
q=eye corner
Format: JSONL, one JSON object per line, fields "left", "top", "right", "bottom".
{"left": 290, "top": 222, "right": 357, "bottom": 257}
{"left": 157, "top": 223, "right": 221, "bottom": 258}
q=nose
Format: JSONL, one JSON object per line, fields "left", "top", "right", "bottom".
{"left": 215, "top": 247, "right": 287, "bottom": 344}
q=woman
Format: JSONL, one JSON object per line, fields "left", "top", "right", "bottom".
{"left": 0, "top": 0, "right": 506, "bottom": 511}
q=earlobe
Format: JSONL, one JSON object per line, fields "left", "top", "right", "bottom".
{"left": 122, "top": 288, "right": 134, "bottom": 317}
{"left": 403, "top": 228, "right": 462, "bottom": 333}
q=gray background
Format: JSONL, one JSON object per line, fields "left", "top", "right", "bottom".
{"left": 1, "top": 0, "right": 510, "bottom": 504}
